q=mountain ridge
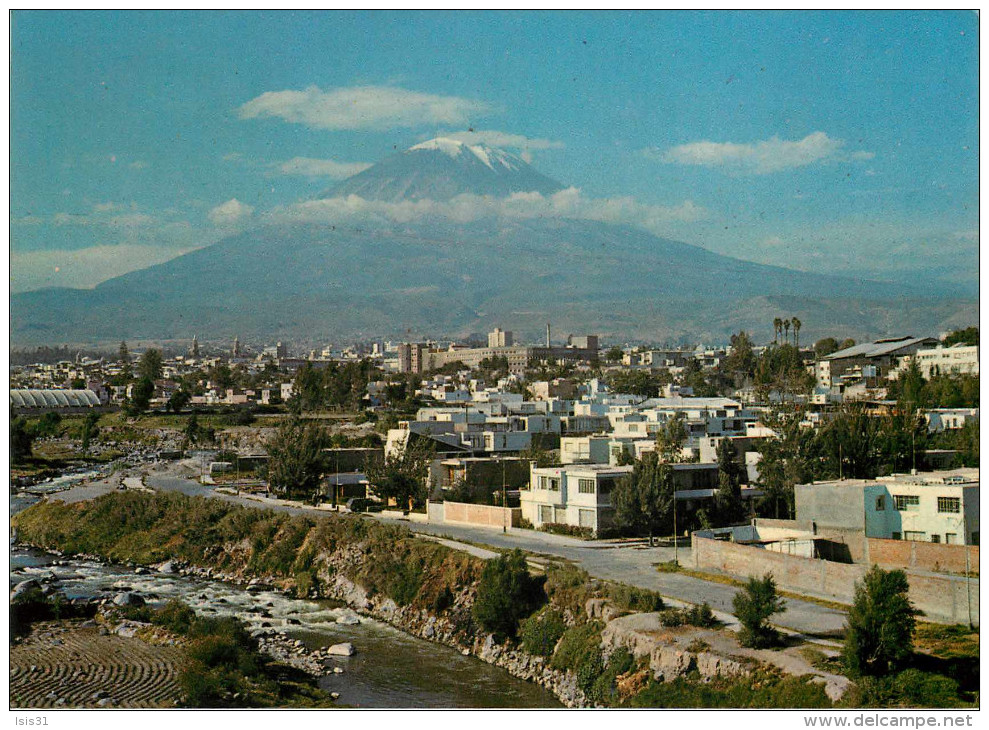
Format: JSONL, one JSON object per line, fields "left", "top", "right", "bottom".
{"left": 10, "top": 138, "right": 975, "bottom": 346}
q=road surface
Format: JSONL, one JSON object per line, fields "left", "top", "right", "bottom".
{"left": 137, "top": 460, "right": 848, "bottom": 635}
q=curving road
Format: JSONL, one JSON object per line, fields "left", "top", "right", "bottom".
{"left": 130, "top": 460, "right": 849, "bottom": 636}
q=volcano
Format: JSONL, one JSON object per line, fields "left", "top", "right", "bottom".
{"left": 10, "top": 138, "right": 973, "bottom": 346}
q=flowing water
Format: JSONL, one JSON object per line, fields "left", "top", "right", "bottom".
{"left": 10, "top": 493, "right": 560, "bottom": 708}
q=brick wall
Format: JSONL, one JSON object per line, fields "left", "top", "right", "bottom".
{"left": 867, "top": 538, "right": 980, "bottom": 574}
{"left": 692, "top": 534, "right": 979, "bottom": 625}
{"left": 438, "top": 501, "right": 521, "bottom": 529}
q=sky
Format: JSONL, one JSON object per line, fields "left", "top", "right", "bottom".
{"left": 10, "top": 10, "right": 979, "bottom": 293}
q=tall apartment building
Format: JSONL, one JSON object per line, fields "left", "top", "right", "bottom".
{"left": 488, "top": 328, "right": 514, "bottom": 348}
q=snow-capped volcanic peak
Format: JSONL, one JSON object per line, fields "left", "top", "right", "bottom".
{"left": 322, "top": 136, "right": 563, "bottom": 202}
{"left": 409, "top": 137, "right": 520, "bottom": 171}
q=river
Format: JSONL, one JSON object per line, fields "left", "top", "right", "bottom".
{"left": 10, "top": 492, "right": 560, "bottom": 708}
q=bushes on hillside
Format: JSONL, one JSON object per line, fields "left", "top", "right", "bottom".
{"left": 473, "top": 549, "right": 546, "bottom": 641}
{"left": 519, "top": 608, "right": 567, "bottom": 656}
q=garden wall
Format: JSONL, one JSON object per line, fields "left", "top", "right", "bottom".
{"left": 692, "top": 534, "right": 978, "bottom": 625}
{"left": 427, "top": 500, "right": 520, "bottom": 530}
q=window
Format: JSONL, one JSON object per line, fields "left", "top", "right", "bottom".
{"left": 578, "top": 478, "right": 596, "bottom": 494}
{"left": 937, "top": 497, "right": 961, "bottom": 513}
{"left": 539, "top": 476, "right": 560, "bottom": 492}
{"left": 931, "top": 534, "right": 941, "bottom": 544}
{"left": 946, "top": 533, "right": 957, "bottom": 545}
{"left": 904, "top": 531, "right": 926, "bottom": 542}
{"left": 578, "top": 509, "right": 595, "bottom": 528}
{"left": 892, "top": 532, "right": 902, "bottom": 541}
{"left": 539, "top": 505, "right": 553, "bottom": 524}
{"left": 875, "top": 496, "right": 886, "bottom": 511}
{"left": 894, "top": 495, "right": 920, "bottom": 511}
{"left": 598, "top": 479, "right": 615, "bottom": 495}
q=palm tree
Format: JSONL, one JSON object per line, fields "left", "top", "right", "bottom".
{"left": 792, "top": 317, "right": 802, "bottom": 348}
{"left": 773, "top": 318, "right": 783, "bottom": 345}
{"left": 783, "top": 319, "right": 791, "bottom": 344}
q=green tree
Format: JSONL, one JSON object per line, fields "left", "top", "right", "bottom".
{"left": 33, "top": 411, "right": 63, "bottom": 438}
{"left": 604, "top": 346, "right": 624, "bottom": 363}
{"left": 168, "top": 389, "right": 192, "bottom": 413}
{"left": 118, "top": 341, "right": 133, "bottom": 381}
{"left": 364, "top": 438, "right": 434, "bottom": 511}
{"left": 80, "top": 412, "right": 100, "bottom": 452}
{"left": 266, "top": 419, "right": 329, "bottom": 501}
{"left": 755, "top": 406, "right": 811, "bottom": 519}
{"left": 715, "top": 438, "right": 745, "bottom": 525}
{"left": 839, "top": 338, "right": 856, "bottom": 350}
{"left": 733, "top": 573, "right": 786, "bottom": 648}
{"left": 943, "top": 327, "right": 978, "bottom": 347}
{"left": 69, "top": 377, "right": 86, "bottom": 389}
{"left": 128, "top": 377, "right": 155, "bottom": 415}
{"left": 472, "top": 549, "right": 546, "bottom": 641}
{"left": 843, "top": 566, "right": 918, "bottom": 677}
{"left": 814, "top": 337, "right": 841, "bottom": 358}
{"left": 612, "top": 451, "right": 674, "bottom": 545}
{"left": 138, "top": 348, "right": 164, "bottom": 381}
{"left": 11, "top": 413, "right": 34, "bottom": 462}
{"left": 723, "top": 331, "right": 757, "bottom": 385}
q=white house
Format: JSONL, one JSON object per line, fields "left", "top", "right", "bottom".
{"left": 521, "top": 464, "right": 631, "bottom": 534}
{"left": 913, "top": 344, "right": 979, "bottom": 378}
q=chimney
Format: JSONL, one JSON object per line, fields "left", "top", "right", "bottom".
{"left": 546, "top": 323, "right": 551, "bottom": 348}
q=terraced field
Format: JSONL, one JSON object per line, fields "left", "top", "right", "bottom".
{"left": 10, "top": 621, "right": 185, "bottom": 708}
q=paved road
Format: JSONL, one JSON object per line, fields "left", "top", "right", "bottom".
{"left": 141, "top": 460, "right": 848, "bottom": 635}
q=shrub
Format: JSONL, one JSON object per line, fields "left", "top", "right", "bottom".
{"left": 590, "top": 647, "right": 636, "bottom": 704}
{"left": 606, "top": 583, "right": 664, "bottom": 613}
{"left": 843, "top": 566, "right": 918, "bottom": 677}
{"left": 539, "top": 522, "right": 593, "bottom": 539}
{"left": 658, "top": 608, "right": 684, "bottom": 627}
{"left": 543, "top": 562, "right": 593, "bottom": 620}
{"left": 552, "top": 622, "right": 605, "bottom": 698}
{"left": 473, "top": 549, "right": 546, "bottom": 641}
{"left": 519, "top": 609, "right": 567, "bottom": 656}
{"left": 432, "top": 585, "right": 454, "bottom": 614}
{"left": 733, "top": 574, "right": 786, "bottom": 648}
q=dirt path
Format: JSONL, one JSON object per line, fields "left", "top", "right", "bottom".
{"left": 10, "top": 621, "right": 185, "bottom": 708}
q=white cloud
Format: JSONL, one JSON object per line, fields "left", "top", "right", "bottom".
{"left": 238, "top": 85, "right": 492, "bottom": 130}
{"left": 51, "top": 209, "right": 154, "bottom": 228}
{"left": 208, "top": 198, "right": 254, "bottom": 225}
{"left": 265, "top": 188, "right": 705, "bottom": 231}
{"left": 440, "top": 129, "right": 564, "bottom": 151}
{"left": 275, "top": 157, "right": 372, "bottom": 179}
{"left": 10, "top": 243, "right": 201, "bottom": 293}
{"left": 653, "top": 132, "right": 872, "bottom": 175}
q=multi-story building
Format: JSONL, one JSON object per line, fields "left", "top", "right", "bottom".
{"left": 912, "top": 344, "right": 979, "bottom": 378}
{"left": 794, "top": 468, "right": 979, "bottom": 545}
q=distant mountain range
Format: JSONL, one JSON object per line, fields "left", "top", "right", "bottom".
{"left": 10, "top": 138, "right": 976, "bottom": 347}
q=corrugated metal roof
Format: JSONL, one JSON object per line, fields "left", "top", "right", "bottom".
{"left": 824, "top": 336, "right": 937, "bottom": 361}
{"left": 10, "top": 389, "right": 100, "bottom": 408}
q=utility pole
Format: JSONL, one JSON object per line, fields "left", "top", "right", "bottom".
{"left": 673, "top": 487, "right": 679, "bottom": 566}
{"left": 502, "top": 458, "right": 508, "bottom": 534}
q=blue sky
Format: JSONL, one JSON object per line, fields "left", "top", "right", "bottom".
{"left": 10, "top": 10, "right": 979, "bottom": 292}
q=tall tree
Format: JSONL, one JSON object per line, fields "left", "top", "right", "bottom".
{"left": 783, "top": 319, "right": 791, "bottom": 344}
{"left": 791, "top": 317, "right": 801, "bottom": 348}
{"left": 773, "top": 318, "right": 783, "bottom": 345}
{"left": 128, "top": 377, "right": 154, "bottom": 415}
{"left": 612, "top": 451, "right": 674, "bottom": 545}
{"left": 11, "top": 413, "right": 35, "bottom": 462}
{"left": 843, "top": 566, "right": 918, "bottom": 677}
{"left": 118, "top": 341, "right": 133, "bottom": 381}
{"left": 364, "top": 437, "right": 434, "bottom": 511}
{"left": 267, "top": 418, "right": 329, "bottom": 501}
{"left": 715, "top": 438, "right": 745, "bottom": 525}
{"left": 138, "top": 348, "right": 164, "bottom": 381}
{"left": 942, "top": 326, "right": 978, "bottom": 347}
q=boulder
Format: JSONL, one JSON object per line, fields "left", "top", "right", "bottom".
{"left": 335, "top": 611, "right": 361, "bottom": 626}
{"left": 11, "top": 579, "right": 42, "bottom": 601}
{"left": 156, "top": 561, "right": 177, "bottom": 574}
{"left": 650, "top": 646, "right": 694, "bottom": 681}
{"left": 113, "top": 592, "right": 146, "bottom": 607}
{"left": 585, "top": 597, "right": 608, "bottom": 620}
{"left": 326, "top": 642, "right": 356, "bottom": 657}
